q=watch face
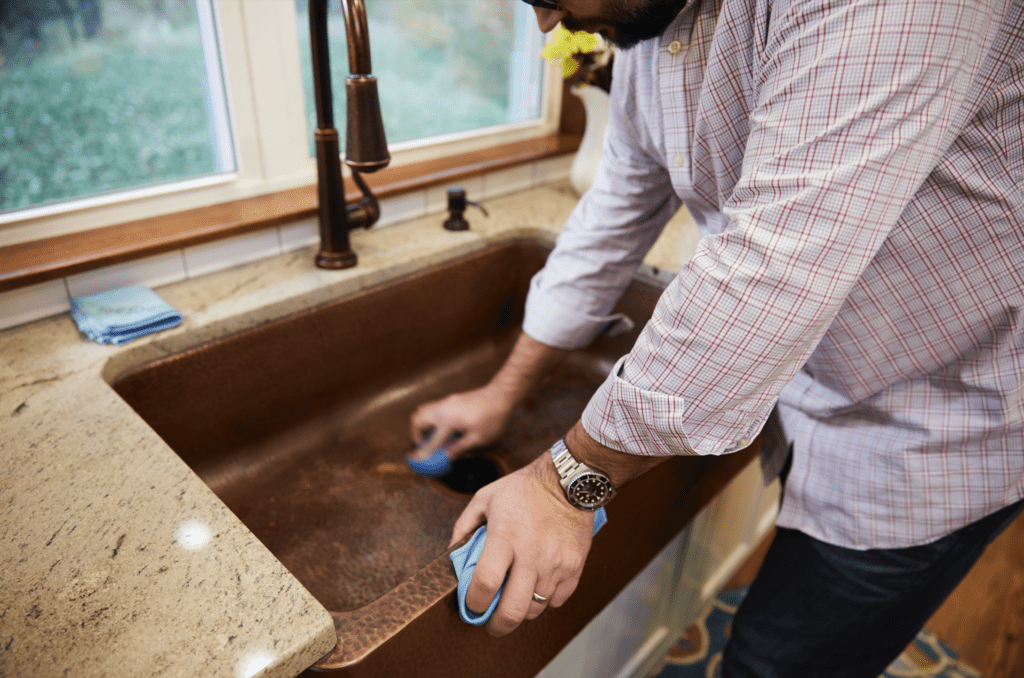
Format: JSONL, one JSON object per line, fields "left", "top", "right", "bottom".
{"left": 567, "top": 473, "right": 614, "bottom": 510}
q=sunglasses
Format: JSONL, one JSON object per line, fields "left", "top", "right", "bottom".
{"left": 521, "top": 0, "right": 564, "bottom": 10}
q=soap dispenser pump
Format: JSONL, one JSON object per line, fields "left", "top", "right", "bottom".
{"left": 443, "top": 187, "right": 488, "bottom": 231}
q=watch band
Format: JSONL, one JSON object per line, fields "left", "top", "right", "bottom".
{"left": 550, "top": 438, "right": 585, "bottom": 489}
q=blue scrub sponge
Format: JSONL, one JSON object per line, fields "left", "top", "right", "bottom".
{"left": 406, "top": 447, "right": 453, "bottom": 477}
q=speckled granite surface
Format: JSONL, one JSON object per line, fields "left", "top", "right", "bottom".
{"left": 0, "top": 181, "right": 696, "bottom": 677}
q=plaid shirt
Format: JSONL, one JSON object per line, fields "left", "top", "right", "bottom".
{"left": 523, "top": 0, "right": 1024, "bottom": 548}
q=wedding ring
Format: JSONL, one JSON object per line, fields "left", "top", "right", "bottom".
{"left": 532, "top": 592, "right": 551, "bottom": 604}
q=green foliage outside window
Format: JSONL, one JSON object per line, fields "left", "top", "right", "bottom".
{"left": 0, "top": 0, "right": 218, "bottom": 212}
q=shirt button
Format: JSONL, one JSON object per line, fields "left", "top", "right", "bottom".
{"left": 735, "top": 438, "right": 750, "bottom": 448}
{"left": 673, "top": 154, "right": 685, "bottom": 167}
{"left": 667, "top": 40, "right": 683, "bottom": 54}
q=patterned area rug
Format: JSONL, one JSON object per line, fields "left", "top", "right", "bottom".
{"left": 647, "top": 587, "right": 982, "bottom": 678}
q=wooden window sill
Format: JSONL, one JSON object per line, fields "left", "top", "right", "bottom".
{"left": 0, "top": 133, "right": 581, "bottom": 294}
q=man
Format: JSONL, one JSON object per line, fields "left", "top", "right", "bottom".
{"left": 411, "top": 0, "right": 1024, "bottom": 675}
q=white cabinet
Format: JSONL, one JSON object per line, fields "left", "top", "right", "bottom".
{"left": 537, "top": 458, "right": 780, "bottom": 678}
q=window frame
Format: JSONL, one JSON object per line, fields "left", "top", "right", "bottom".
{"left": 0, "top": 0, "right": 563, "bottom": 247}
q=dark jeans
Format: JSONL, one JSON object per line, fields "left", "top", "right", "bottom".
{"left": 721, "top": 498, "right": 1024, "bottom": 678}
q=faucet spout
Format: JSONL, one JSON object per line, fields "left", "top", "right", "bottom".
{"left": 309, "top": 0, "right": 391, "bottom": 270}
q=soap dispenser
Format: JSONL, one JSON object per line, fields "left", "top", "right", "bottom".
{"left": 443, "top": 187, "right": 488, "bottom": 231}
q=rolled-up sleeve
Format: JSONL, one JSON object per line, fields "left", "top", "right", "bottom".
{"left": 583, "top": 0, "right": 1002, "bottom": 457}
{"left": 523, "top": 60, "right": 680, "bottom": 350}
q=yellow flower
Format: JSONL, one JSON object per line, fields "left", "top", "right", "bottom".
{"left": 541, "top": 25, "right": 600, "bottom": 79}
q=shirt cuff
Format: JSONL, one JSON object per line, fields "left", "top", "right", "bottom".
{"left": 522, "top": 274, "right": 635, "bottom": 350}
{"left": 582, "top": 356, "right": 770, "bottom": 458}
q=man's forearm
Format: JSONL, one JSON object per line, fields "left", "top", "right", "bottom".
{"left": 495, "top": 333, "right": 668, "bottom": 487}
{"left": 488, "top": 331, "right": 570, "bottom": 404}
{"left": 564, "top": 420, "right": 668, "bottom": 487}
{"left": 492, "top": 333, "right": 668, "bottom": 487}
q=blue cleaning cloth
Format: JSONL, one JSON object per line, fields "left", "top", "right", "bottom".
{"left": 69, "top": 285, "right": 182, "bottom": 345}
{"left": 406, "top": 447, "right": 453, "bottom": 477}
{"left": 450, "top": 507, "right": 607, "bottom": 625}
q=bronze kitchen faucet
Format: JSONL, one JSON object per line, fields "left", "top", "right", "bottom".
{"left": 308, "top": 0, "right": 391, "bottom": 269}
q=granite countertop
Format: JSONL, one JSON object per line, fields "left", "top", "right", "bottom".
{"left": 0, "top": 181, "right": 696, "bottom": 678}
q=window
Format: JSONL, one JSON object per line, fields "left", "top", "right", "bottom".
{"left": 0, "top": 0, "right": 557, "bottom": 245}
{"left": 0, "top": 0, "right": 233, "bottom": 212}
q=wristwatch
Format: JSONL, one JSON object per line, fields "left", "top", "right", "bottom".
{"left": 549, "top": 438, "right": 616, "bottom": 511}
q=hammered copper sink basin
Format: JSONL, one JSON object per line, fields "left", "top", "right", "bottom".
{"left": 108, "top": 239, "right": 758, "bottom": 677}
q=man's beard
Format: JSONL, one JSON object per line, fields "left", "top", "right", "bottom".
{"left": 563, "top": 0, "right": 691, "bottom": 49}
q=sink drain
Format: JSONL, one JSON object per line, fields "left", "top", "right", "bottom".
{"left": 435, "top": 455, "right": 503, "bottom": 495}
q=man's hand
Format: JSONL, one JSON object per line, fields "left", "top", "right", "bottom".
{"left": 410, "top": 332, "right": 570, "bottom": 459}
{"left": 449, "top": 421, "right": 669, "bottom": 636}
{"left": 410, "top": 385, "right": 515, "bottom": 458}
{"left": 449, "top": 451, "right": 595, "bottom": 637}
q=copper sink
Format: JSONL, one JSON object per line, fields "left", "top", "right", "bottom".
{"left": 109, "top": 238, "right": 758, "bottom": 677}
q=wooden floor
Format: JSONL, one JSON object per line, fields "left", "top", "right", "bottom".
{"left": 727, "top": 513, "right": 1024, "bottom": 677}
{"left": 925, "top": 512, "right": 1024, "bottom": 677}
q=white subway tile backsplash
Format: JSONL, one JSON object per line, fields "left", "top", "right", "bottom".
{"left": 482, "top": 163, "right": 535, "bottom": 200}
{"left": 534, "top": 154, "right": 574, "bottom": 185}
{"left": 6, "top": 158, "right": 577, "bottom": 328}
{"left": 425, "top": 176, "right": 486, "bottom": 215}
{"left": 66, "top": 251, "right": 188, "bottom": 298}
{"left": 0, "top": 279, "right": 71, "bottom": 331}
{"left": 278, "top": 217, "right": 319, "bottom": 253}
{"left": 183, "top": 229, "right": 282, "bottom": 278}
{"left": 375, "top": 190, "right": 427, "bottom": 228}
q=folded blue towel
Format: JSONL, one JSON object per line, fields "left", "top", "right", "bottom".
{"left": 69, "top": 285, "right": 182, "bottom": 345}
{"left": 450, "top": 507, "right": 607, "bottom": 625}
